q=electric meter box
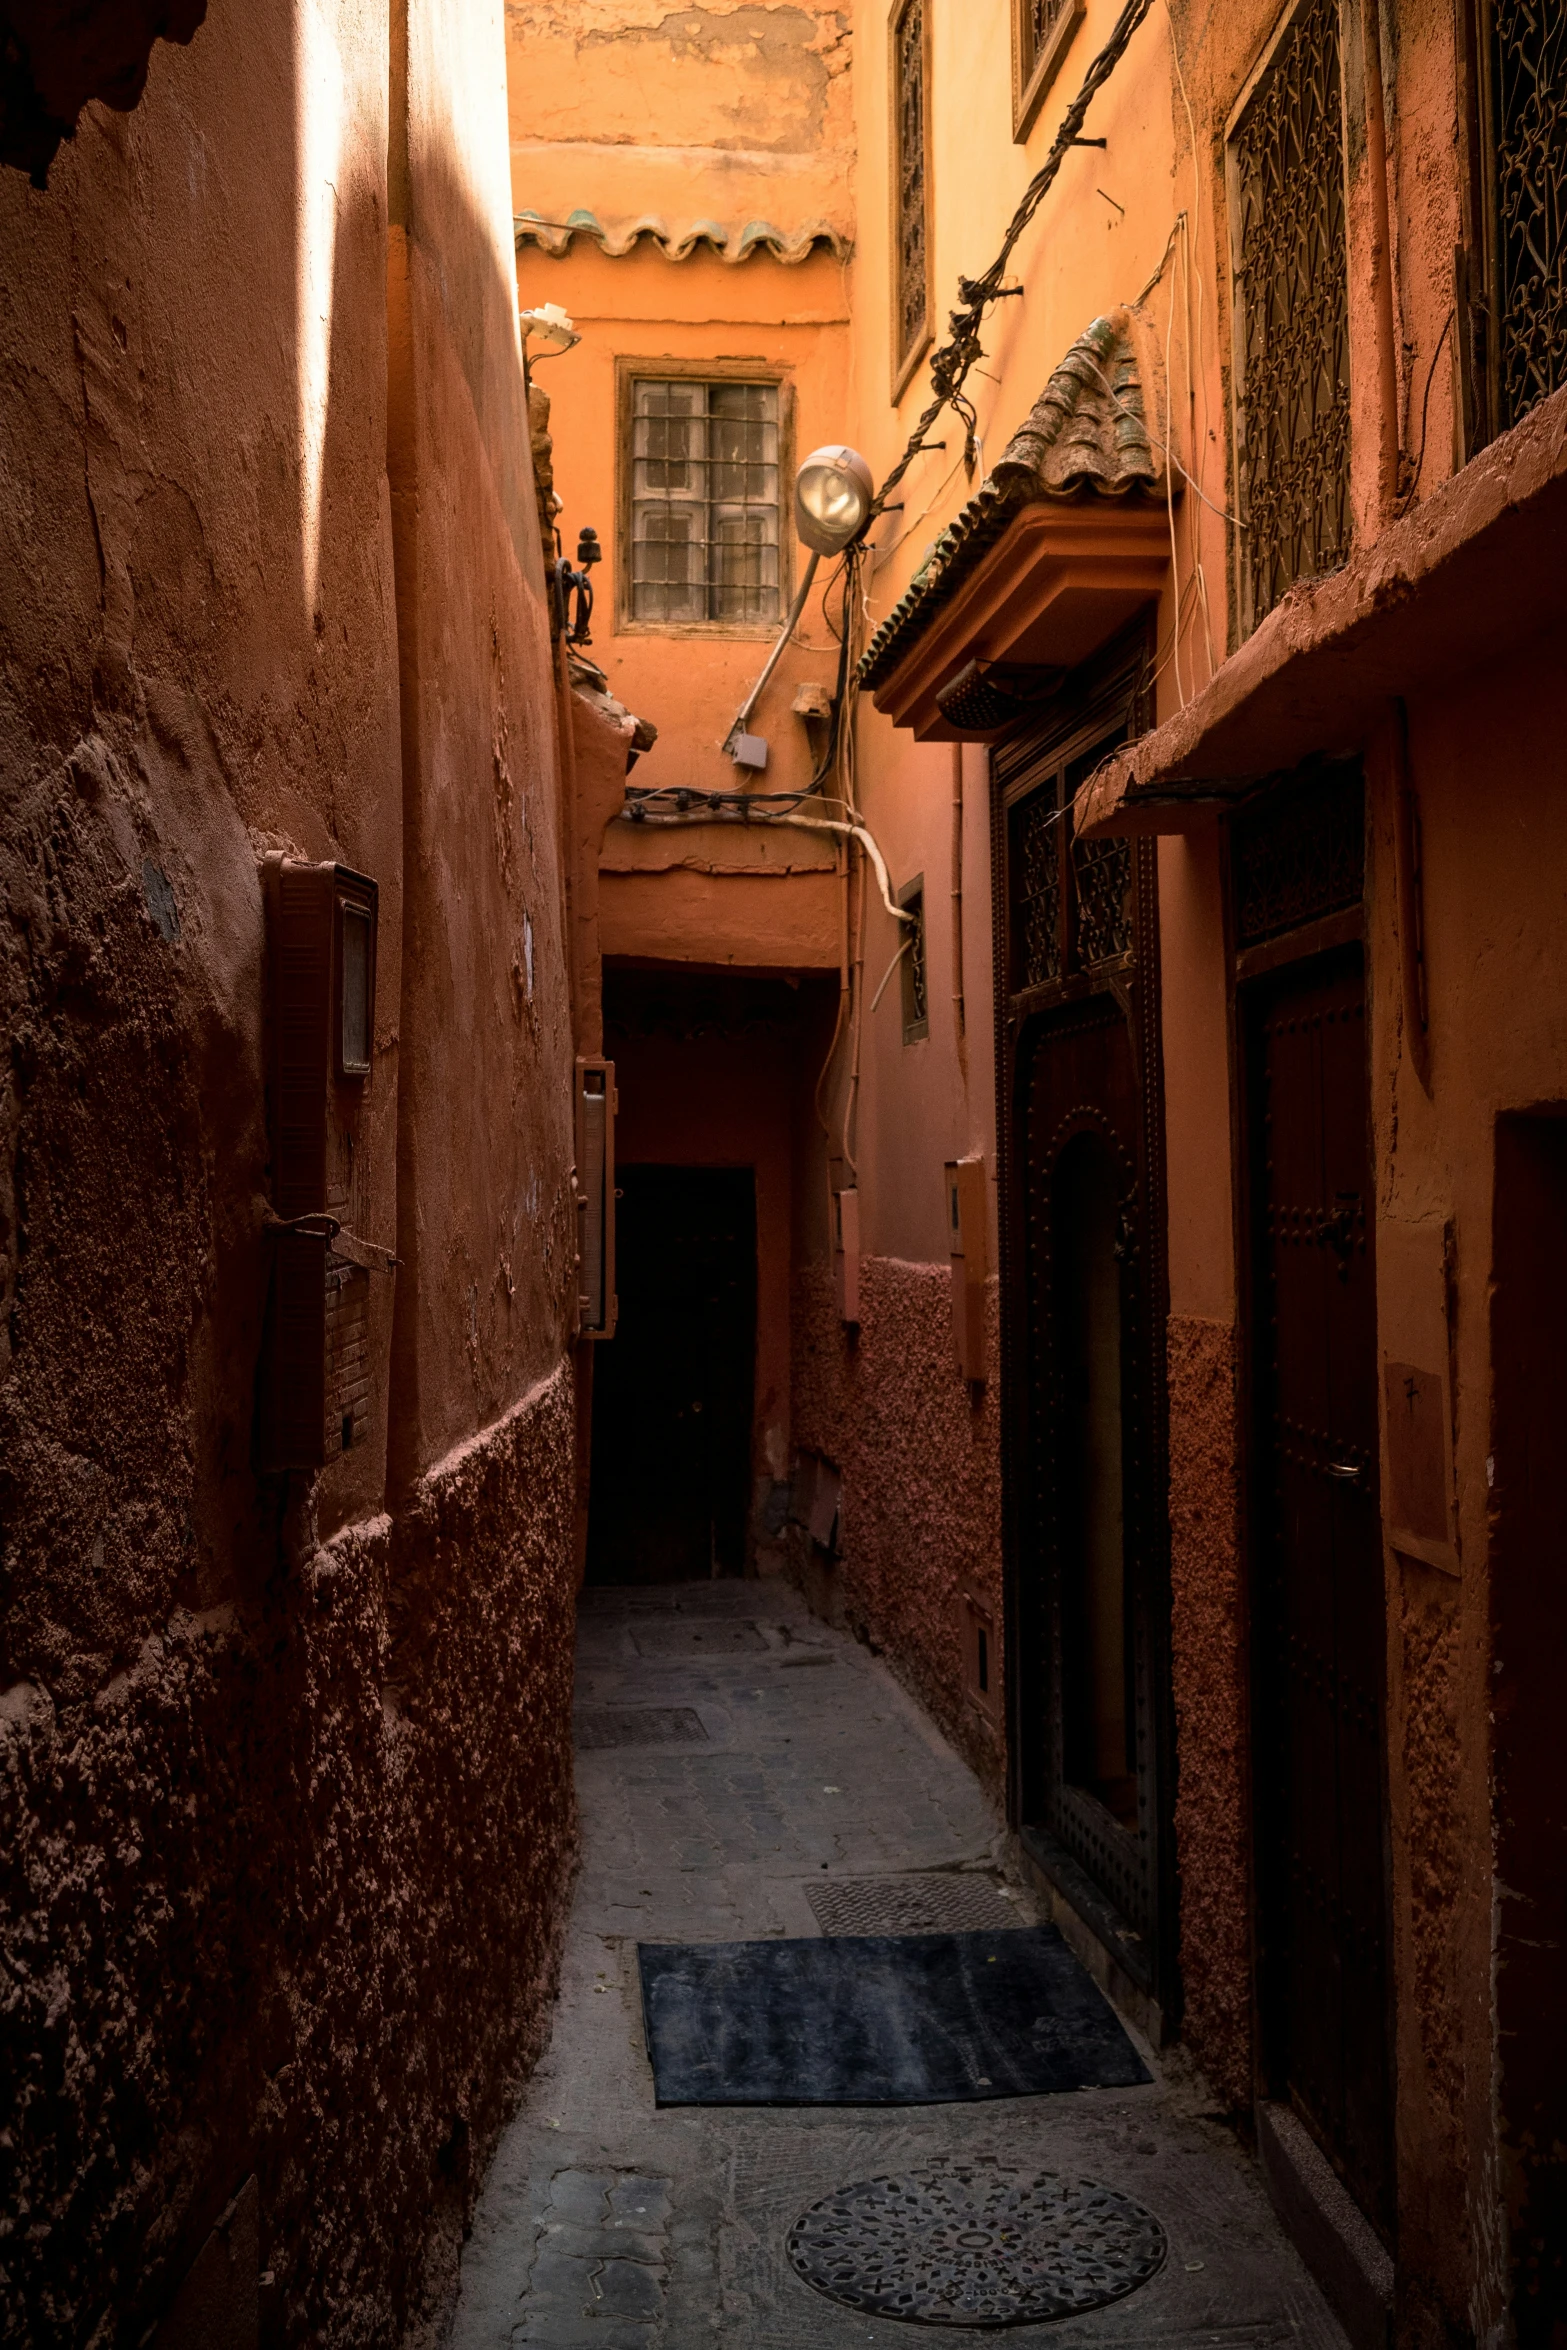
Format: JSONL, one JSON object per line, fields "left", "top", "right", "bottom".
{"left": 260, "top": 856, "right": 382, "bottom": 1468}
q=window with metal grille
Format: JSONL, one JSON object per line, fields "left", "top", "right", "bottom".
{"left": 628, "top": 379, "right": 780, "bottom": 626}
{"left": 1230, "top": 0, "right": 1351, "bottom": 631}
{"left": 1013, "top": 0, "right": 1083, "bottom": 141}
{"left": 898, "top": 878, "right": 929, "bottom": 1042}
{"left": 1479, "top": 0, "right": 1567, "bottom": 436}
{"left": 892, "top": 0, "right": 931, "bottom": 388}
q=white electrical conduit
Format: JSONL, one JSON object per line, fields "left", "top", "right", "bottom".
{"left": 722, "top": 550, "right": 820, "bottom": 749}
{"left": 752, "top": 811, "right": 914, "bottom": 926}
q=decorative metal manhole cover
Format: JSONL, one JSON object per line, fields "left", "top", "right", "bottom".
{"left": 787, "top": 2161, "right": 1166, "bottom": 2327}
{"left": 807, "top": 1872, "right": 1027, "bottom": 1938}
{"left": 575, "top": 1706, "right": 709, "bottom": 1750}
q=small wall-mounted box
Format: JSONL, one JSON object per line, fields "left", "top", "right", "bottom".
{"left": 961, "top": 1588, "right": 1000, "bottom": 1724}
{"left": 833, "top": 1184, "right": 860, "bottom": 1324}
{"left": 575, "top": 1057, "right": 618, "bottom": 1339}
{"left": 260, "top": 857, "right": 383, "bottom": 1470}
{"left": 945, "top": 1155, "right": 989, "bottom": 1381}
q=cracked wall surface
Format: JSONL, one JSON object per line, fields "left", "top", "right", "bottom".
{"left": 506, "top": 0, "right": 854, "bottom": 255}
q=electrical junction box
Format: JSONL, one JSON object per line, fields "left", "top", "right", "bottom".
{"left": 260, "top": 857, "right": 392, "bottom": 1470}
{"left": 833, "top": 1184, "right": 860, "bottom": 1324}
{"left": 575, "top": 1058, "right": 618, "bottom": 1338}
{"left": 945, "top": 1155, "right": 989, "bottom": 1381}
{"left": 960, "top": 1588, "right": 999, "bottom": 1724}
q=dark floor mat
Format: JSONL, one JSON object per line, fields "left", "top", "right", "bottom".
{"left": 637, "top": 1925, "right": 1151, "bottom": 2106}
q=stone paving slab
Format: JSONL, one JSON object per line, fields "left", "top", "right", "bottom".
{"left": 447, "top": 1582, "right": 1348, "bottom": 2350}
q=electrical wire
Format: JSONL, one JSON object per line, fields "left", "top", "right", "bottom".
{"left": 866, "top": 0, "right": 1158, "bottom": 522}
{"left": 1396, "top": 308, "right": 1456, "bottom": 515}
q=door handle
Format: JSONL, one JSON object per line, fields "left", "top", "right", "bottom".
{"left": 1326, "top": 1460, "right": 1362, "bottom": 1481}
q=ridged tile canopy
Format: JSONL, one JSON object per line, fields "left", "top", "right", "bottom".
{"left": 514, "top": 209, "right": 851, "bottom": 265}
{"left": 858, "top": 307, "right": 1161, "bottom": 693}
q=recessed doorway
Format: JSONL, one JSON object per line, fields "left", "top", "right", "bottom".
{"left": 587, "top": 1165, "right": 757, "bottom": 1584}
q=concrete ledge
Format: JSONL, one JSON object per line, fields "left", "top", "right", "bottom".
{"left": 1014, "top": 1825, "right": 1164, "bottom": 2051}
{"left": 1256, "top": 2101, "right": 1392, "bottom": 2350}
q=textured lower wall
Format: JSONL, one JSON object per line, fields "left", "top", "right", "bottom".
{"left": 1, "top": 1363, "right": 577, "bottom": 2350}
{"left": 791, "top": 1256, "right": 1003, "bottom": 1797}
{"left": 1166, "top": 1313, "right": 1251, "bottom": 2109}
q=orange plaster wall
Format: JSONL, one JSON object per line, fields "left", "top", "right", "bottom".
{"left": 1364, "top": 634, "right": 1567, "bottom": 2341}
{"left": 0, "top": 4, "right": 581, "bottom": 2338}
{"left": 517, "top": 242, "right": 853, "bottom": 815}
{"left": 853, "top": 728, "right": 998, "bottom": 1266}
{"left": 388, "top": 2, "right": 578, "bottom": 1486}
{"left": 506, "top": 0, "right": 854, "bottom": 245}
{"left": 598, "top": 867, "right": 840, "bottom": 969}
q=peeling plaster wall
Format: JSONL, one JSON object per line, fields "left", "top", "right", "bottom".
{"left": 0, "top": 2, "right": 579, "bottom": 2342}
{"left": 791, "top": 1257, "right": 1004, "bottom": 1800}
{"left": 506, "top": 0, "right": 854, "bottom": 242}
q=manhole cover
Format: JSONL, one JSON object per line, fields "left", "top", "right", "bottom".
{"left": 808, "top": 1873, "right": 1026, "bottom": 1937}
{"left": 787, "top": 2162, "right": 1166, "bottom": 2327}
{"left": 575, "top": 1706, "right": 709, "bottom": 1750}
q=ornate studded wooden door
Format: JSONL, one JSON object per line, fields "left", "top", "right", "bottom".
{"left": 1236, "top": 757, "right": 1392, "bottom": 2231}
{"left": 993, "top": 636, "right": 1172, "bottom": 1999}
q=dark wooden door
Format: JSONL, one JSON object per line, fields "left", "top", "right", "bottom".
{"left": 993, "top": 629, "right": 1172, "bottom": 1998}
{"left": 587, "top": 1166, "right": 756, "bottom": 1583}
{"left": 1248, "top": 950, "right": 1392, "bottom": 2228}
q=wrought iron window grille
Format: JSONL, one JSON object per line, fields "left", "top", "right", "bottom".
{"left": 1230, "top": 759, "right": 1364, "bottom": 947}
{"left": 891, "top": 0, "right": 932, "bottom": 392}
{"left": 1471, "top": 0, "right": 1567, "bottom": 441}
{"left": 1229, "top": 0, "right": 1352, "bottom": 633}
{"left": 628, "top": 378, "right": 781, "bottom": 626}
{"left": 1013, "top": 0, "right": 1085, "bottom": 142}
{"left": 899, "top": 877, "right": 930, "bottom": 1041}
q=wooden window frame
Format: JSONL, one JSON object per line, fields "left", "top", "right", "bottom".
{"left": 889, "top": 0, "right": 935, "bottom": 402}
{"left": 614, "top": 356, "right": 796, "bottom": 641}
{"left": 1012, "top": 0, "right": 1084, "bottom": 143}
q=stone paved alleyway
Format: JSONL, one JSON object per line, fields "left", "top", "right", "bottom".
{"left": 448, "top": 1582, "right": 1348, "bottom": 2350}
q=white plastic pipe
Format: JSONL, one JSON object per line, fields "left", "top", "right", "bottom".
{"left": 722, "top": 550, "right": 820, "bottom": 750}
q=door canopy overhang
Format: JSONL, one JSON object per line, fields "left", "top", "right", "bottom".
{"left": 859, "top": 307, "right": 1175, "bottom": 742}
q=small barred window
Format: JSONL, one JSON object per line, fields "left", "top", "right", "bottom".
{"left": 629, "top": 379, "right": 780, "bottom": 626}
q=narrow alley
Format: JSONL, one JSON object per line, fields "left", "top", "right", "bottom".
{"left": 450, "top": 1583, "right": 1349, "bottom": 2348}
{"left": 4, "top": 1, "right": 1567, "bottom": 2347}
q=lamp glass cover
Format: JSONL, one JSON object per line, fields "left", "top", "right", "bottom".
{"left": 795, "top": 445, "right": 873, "bottom": 554}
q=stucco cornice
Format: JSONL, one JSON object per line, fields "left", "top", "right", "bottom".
{"left": 858, "top": 307, "right": 1163, "bottom": 695}
{"left": 514, "top": 209, "right": 851, "bottom": 265}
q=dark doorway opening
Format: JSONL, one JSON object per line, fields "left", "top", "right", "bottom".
{"left": 1491, "top": 1112, "right": 1567, "bottom": 2345}
{"left": 587, "top": 1165, "right": 757, "bottom": 1584}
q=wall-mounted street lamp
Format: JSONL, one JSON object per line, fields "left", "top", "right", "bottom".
{"left": 519, "top": 301, "right": 580, "bottom": 358}
{"left": 725, "top": 443, "right": 874, "bottom": 769}
{"left": 794, "top": 444, "right": 874, "bottom": 557}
